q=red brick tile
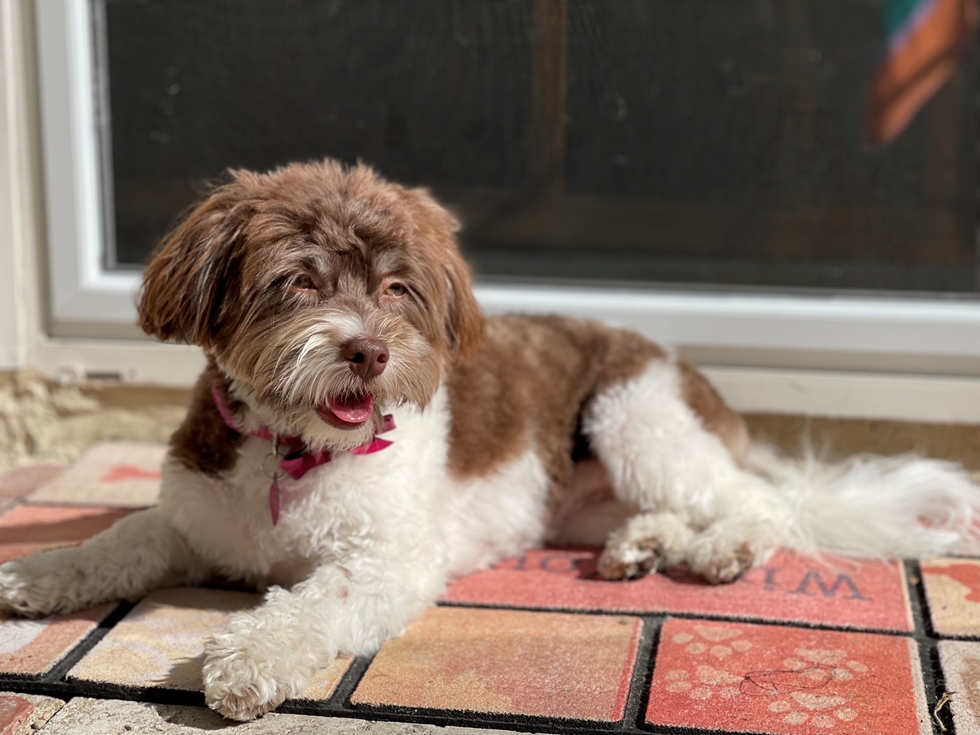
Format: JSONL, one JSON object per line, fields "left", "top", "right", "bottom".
{"left": 646, "top": 618, "right": 929, "bottom": 735}
{"left": 68, "top": 588, "right": 351, "bottom": 701}
{"left": 0, "top": 693, "right": 62, "bottom": 735}
{"left": 0, "top": 604, "right": 116, "bottom": 676}
{"left": 443, "top": 548, "right": 912, "bottom": 632}
{"left": 0, "top": 694, "right": 32, "bottom": 735}
{"left": 938, "top": 640, "right": 980, "bottom": 734}
{"left": 0, "top": 465, "right": 63, "bottom": 499}
{"left": 0, "top": 505, "right": 134, "bottom": 563}
{"left": 351, "top": 606, "right": 641, "bottom": 722}
{"left": 921, "top": 557, "right": 980, "bottom": 637}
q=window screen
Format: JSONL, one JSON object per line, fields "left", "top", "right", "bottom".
{"left": 98, "top": 0, "right": 979, "bottom": 294}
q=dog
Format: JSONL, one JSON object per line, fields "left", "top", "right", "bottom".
{"left": 1, "top": 158, "right": 978, "bottom": 720}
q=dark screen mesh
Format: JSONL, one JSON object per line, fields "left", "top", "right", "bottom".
{"left": 100, "top": 0, "right": 979, "bottom": 295}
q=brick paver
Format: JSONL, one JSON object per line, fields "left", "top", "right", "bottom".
{"left": 352, "top": 606, "right": 641, "bottom": 722}
{"left": 0, "top": 605, "right": 116, "bottom": 676}
{"left": 0, "top": 692, "right": 63, "bottom": 735}
{"left": 68, "top": 587, "right": 351, "bottom": 702}
{"left": 921, "top": 557, "right": 980, "bottom": 637}
{"left": 0, "top": 466, "right": 63, "bottom": 499}
{"left": 647, "top": 617, "right": 930, "bottom": 734}
{"left": 938, "top": 640, "right": 980, "bottom": 734}
{"left": 0, "top": 505, "right": 134, "bottom": 563}
{"left": 27, "top": 442, "right": 165, "bottom": 508}
{"left": 443, "top": 548, "right": 913, "bottom": 631}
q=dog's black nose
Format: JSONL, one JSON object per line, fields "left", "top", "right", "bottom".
{"left": 342, "top": 337, "right": 389, "bottom": 380}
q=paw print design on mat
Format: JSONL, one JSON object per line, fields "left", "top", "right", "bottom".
{"left": 741, "top": 649, "right": 867, "bottom": 729}
{"left": 648, "top": 618, "right": 929, "bottom": 735}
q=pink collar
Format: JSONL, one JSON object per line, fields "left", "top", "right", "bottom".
{"left": 211, "top": 382, "right": 395, "bottom": 525}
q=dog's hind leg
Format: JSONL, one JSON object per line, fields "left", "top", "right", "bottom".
{"left": 0, "top": 507, "right": 202, "bottom": 616}
{"left": 584, "top": 357, "right": 791, "bottom": 582}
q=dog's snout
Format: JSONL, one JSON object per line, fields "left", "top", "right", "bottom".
{"left": 342, "top": 337, "right": 389, "bottom": 380}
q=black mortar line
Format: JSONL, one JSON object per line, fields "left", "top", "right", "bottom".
{"left": 905, "top": 559, "right": 956, "bottom": 735}
{"left": 318, "top": 654, "right": 373, "bottom": 712}
{"left": 924, "top": 640, "right": 956, "bottom": 735}
{"left": 906, "top": 559, "right": 937, "bottom": 639}
{"left": 44, "top": 600, "right": 135, "bottom": 683}
{"left": 622, "top": 616, "right": 662, "bottom": 731}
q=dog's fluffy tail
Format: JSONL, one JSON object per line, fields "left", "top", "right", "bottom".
{"left": 748, "top": 445, "right": 980, "bottom": 559}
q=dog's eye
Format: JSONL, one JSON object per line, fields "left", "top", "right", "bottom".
{"left": 289, "top": 274, "right": 317, "bottom": 293}
{"left": 383, "top": 282, "right": 407, "bottom": 299}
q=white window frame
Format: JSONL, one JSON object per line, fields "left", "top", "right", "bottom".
{"left": 13, "top": 0, "right": 980, "bottom": 422}
{"left": 36, "top": 0, "right": 137, "bottom": 326}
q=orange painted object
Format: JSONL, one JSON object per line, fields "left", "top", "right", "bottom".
{"left": 866, "top": 0, "right": 978, "bottom": 146}
{"left": 99, "top": 465, "right": 162, "bottom": 483}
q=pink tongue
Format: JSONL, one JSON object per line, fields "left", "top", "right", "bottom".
{"left": 325, "top": 394, "right": 374, "bottom": 424}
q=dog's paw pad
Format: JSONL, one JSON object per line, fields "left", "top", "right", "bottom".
{"left": 203, "top": 663, "right": 288, "bottom": 721}
{"left": 597, "top": 539, "right": 663, "bottom": 580}
{"left": 206, "top": 686, "right": 286, "bottom": 722}
{"left": 0, "top": 565, "right": 59, "bottom": 617}
{"left": 694, "top": 543, "right": 755, "bottom": 584}
{"left": 203, "top": 631, "right": 304, "bottom": 721}
{"left": 597, "top": 512, "right": 696, "bottom": 581}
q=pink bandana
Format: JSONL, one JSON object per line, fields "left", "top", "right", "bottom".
{"left": 211, "top": 383, "right": 395, "bottom": 525}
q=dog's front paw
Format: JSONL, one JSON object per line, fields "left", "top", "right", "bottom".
{"left": 598, "top": 512, "right": 695, "bottom": 580}
{"left": 203, "top": 639, "right": 288, "bottom": 720}
{"left": 203, "top": 614, "right": 321, "bottom": 721}
{"left": 598, "top": 535, "right": 663, "bottom": 580}
{"left": 686, "top": 530, "right": 767, "bottom": 584}
{"left": 0, "top": 559, "right": 67, "bottom": 617}
{"left": 203, "top": 664, "right": 286, "bottom": 721}
{"left": 686, "top": 519, "right": 779, "bottom": 584}
{"left": 689, "top": 541, "right": 755, "bottom": 584}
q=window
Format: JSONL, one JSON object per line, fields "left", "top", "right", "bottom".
{"left": 29, "top": 0, "right": 980, "bottom": 416}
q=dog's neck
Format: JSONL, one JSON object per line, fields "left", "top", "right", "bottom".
{"left": 209, "top": 371, "right": 396, "bottom": 526}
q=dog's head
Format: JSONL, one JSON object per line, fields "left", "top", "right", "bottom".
{"left": 138, "top": 159, "right": 484, "bottom": 450}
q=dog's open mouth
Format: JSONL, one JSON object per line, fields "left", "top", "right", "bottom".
{"left": 316, "top": 393, "right": 374, "bottom": 430}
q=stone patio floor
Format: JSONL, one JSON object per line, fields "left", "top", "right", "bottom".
{"left": 0, "top": 441, "right": 976, "bottom": 734}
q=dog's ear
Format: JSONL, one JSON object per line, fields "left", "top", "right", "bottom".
{"left": 404, "top": 187, "right": 485, "bottom": 362}
{"left": 443, "top": 242, "right": 485, "bottom": 362}
{"left": 138, "top": 184, "right": 244, "bottom": 348}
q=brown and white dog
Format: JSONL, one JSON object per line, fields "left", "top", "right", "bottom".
{"left": 1, "top": 159, "right": 978, "bottom": 720}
